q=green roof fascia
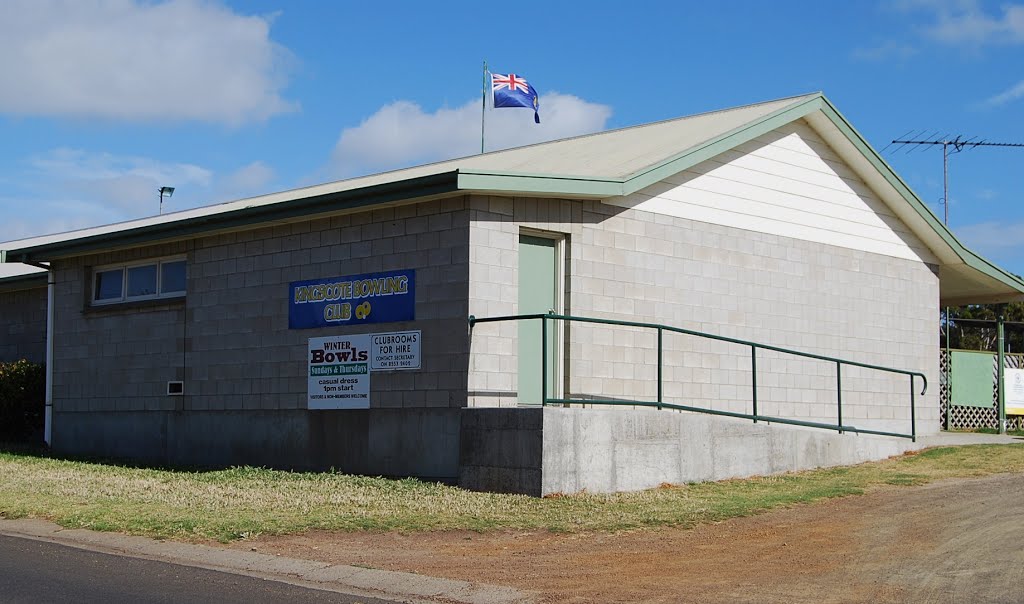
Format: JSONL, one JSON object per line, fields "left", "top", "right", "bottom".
{"left": 814, "top": 98, "right": 1024, "bottom": 294}
{"left": 456, "top": 169, "right": 623, "bottom": 197}
{"left": 620, "top": 93, "right": 826, "bottom": 195}
{"left": 3, "top": 171, "right": 461, "bottom": 262}
{"left": 0, "top": 271, "right": 47, "bottom": 293}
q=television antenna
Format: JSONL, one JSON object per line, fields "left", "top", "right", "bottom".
{"left": 884, "top": 134, "right": 1024, "bottom": 226}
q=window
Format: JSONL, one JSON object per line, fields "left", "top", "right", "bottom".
{"left": 92, "top": 257, "right": 186, "bottom": 305}
{"left": 127, "top": 264, "right": 158, "bottom": 297}
{"left": 94, "top": 268, "right": 124, "bottom": 301}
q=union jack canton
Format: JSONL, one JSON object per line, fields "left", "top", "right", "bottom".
{"left": 491, "top": 72, "right": 540, "bottom": 123}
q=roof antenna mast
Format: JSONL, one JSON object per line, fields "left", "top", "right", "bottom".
{"left": 886, "top": 135, "right": 1024, "bottom": 226}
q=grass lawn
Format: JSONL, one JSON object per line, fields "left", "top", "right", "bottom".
{"left": 1, "top": 444, "right": 1023, "bottom": 542}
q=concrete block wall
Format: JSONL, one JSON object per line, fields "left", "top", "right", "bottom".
{"left": 49, "top": 197, "right": 472, "bottom": 477}
{"left": 184, "top": 198, "right": 470, "bottom": 412}
{"left": 467, "top": 196, "right": 939, "bottom": 437}
{"left": 0, "top": 284, "right": 47, "bottom": 364}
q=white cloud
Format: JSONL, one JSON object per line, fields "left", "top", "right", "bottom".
{"left": 0, "top": 208, "right": 100, "bottom": 243}
{"left": 28, "top": 148, "right": 212, "bottom": 213}
{"left": 850, "top": 41, "right": 919, "bottom": 62}
{"left": 0, "top": 148, "right": 282, "bottom": 241}
{"left": 329, "top": 93, "right": 613, "bottom": 179}
{"left": 221, "top": 161, "right": 275, "bottom": 197}
{"left": 982, "top": 79, "right": 1024, "bottom": 106}
{"left": 905, "top": 0, "right": 1024, "bottom": 46}
{"left": 0, "top": 0, "right": 297, "bottom": 124}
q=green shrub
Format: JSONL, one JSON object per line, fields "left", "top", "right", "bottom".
{"left": 0, "top": 360, "right": 45, "bottom": 443}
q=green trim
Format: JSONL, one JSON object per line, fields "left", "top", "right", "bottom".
{"left": 457, "top": 171, "right": 622, "bottom": 197}
{"left": 459, "top": 167, "right": 623, "bottom": 184}
{"left": 814, "top": 100, "right": 1024, "bottom": 296}
{"left": 620, "top": 95, "right": 824, "bottom": 194}
{"left": 3, "top": 172, "right": 461, "bottom": 262}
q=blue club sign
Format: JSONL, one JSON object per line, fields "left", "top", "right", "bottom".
{"left": 289, "top": 269, "right": 415, "bottom": 329}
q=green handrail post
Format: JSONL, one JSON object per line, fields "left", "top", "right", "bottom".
{"left": 657, "top": 327, "right": 663, "bottom": 410}
{"left": 751, "top": 345, "right": 758, "bottom": 423}
{"left": 541, "top": 314, "right": 548, "bottom": 407}
{"left": 836, "top": 361, "right": 843, "bottom": 434}
{"left": 998, "top": 307, "right": 1006, "bottom": 435}
{"left": 910, "top": 374, "right": 917, "bottom": 442}
{"left": 943, "top": 315, "right": 951, "bottom": 431}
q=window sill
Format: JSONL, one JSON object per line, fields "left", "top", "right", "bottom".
{"left": 84, "top": 296, "right": 185, "bottom": 315}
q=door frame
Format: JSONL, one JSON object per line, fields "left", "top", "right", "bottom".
{"left": 519, "top": 228, "right": 566, "bottom": 402}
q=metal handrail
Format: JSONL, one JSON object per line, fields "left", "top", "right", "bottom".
{"left": 468, "top": 312, "right": 927, "bottom": 441}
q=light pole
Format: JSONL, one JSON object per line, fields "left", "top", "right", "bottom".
{"left": 159, "top": 186, "right": 175, "bottom": 215}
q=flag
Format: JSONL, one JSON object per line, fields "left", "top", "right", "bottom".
{"left": 491, "top": 73, "right": 540, "bottom": 123}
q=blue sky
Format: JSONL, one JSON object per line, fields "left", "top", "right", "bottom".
{"left": 1, "top": 0, "right": 1024, "bottom": 274}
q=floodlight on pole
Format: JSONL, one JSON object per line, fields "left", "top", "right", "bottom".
{"left": 159, "top": 186, "right": 175, "bottom": 215}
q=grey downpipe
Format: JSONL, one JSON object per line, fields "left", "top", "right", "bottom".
{"left": 44, "top": 273, "right": 53, "bottom": 445}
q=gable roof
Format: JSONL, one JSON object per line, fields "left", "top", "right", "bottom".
{"left": 1, "top": 92, "right": 1021, "bottom": 304}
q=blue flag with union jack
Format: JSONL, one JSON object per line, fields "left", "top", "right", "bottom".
{"left": 491, "top": 72, "right": 540, "bottom": 123}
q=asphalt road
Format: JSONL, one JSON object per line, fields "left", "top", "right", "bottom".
{"left": 0, "top": 534, "right": 397, "bottom": 604}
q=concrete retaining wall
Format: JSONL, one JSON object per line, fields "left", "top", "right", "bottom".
{"left": 459, "top": 406, "right": 919, "bottom": 496}
{"left": 458, "top": 407, "right": 543, "bottom": 494}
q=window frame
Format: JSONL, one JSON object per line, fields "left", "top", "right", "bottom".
{"left": 91, "top": 256, "right": 187, "bottom": 306}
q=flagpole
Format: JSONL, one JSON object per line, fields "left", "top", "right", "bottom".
{"left": 481, "top": 60, "right": 487, "bottom": 154}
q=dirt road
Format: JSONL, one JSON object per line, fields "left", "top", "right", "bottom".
{"left": 240, "top": 474, "right": 1024, "bottom": 603}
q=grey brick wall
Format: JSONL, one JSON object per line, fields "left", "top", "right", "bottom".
{"left": 467, "top": 196, "right": 939, "bottom": 437}
{"left": 0, "top": 283, "right": 47, "bottom": 364}
{"left": 52, "top": 241, "right": 190, "bottom": 413}
{"left": 51, "top": 197, "right": 471, "bottom": 416}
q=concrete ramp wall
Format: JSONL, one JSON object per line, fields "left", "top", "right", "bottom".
{"left": 459, "top": 407, "right": 920, "bottom": 496}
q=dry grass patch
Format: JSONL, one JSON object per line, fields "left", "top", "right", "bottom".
{"left": 1, "top": 444, "right": 1022, "bottom": 542}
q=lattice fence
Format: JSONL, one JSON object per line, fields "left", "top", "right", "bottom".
{"left": 940, "top": 350, "right": 1024, "bottom": 430}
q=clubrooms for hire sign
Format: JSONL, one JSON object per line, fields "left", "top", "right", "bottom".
{"left": 307, "top": 331, "right": 421, "bottom": 409}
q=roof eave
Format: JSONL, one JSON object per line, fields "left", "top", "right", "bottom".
{"left": 942, "top": 293, "right": 1024, "bottom": 306}
{"left": 3, "top": 171, "right": 462, "bottom": 262}
{"left": 457, "top": 170, "right": 623, "bottom": 198}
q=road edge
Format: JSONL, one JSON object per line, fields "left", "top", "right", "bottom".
{"left": 0, "top": 518, "right": 534, "bottom": 604}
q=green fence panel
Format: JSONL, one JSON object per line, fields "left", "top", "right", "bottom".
{"left": 951, "top": 350, "right": 994, "bottom": 408}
